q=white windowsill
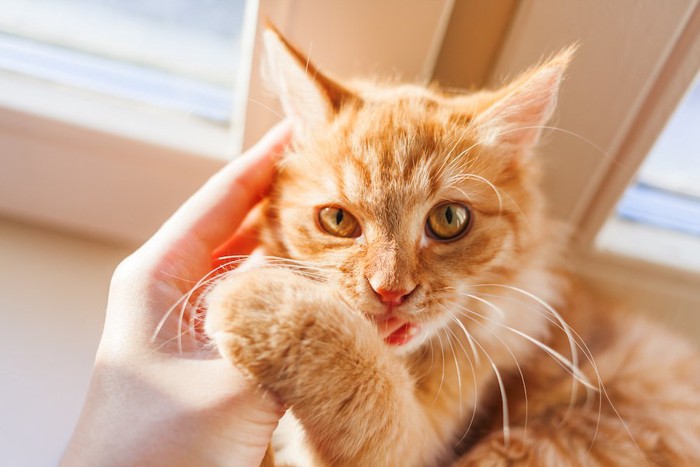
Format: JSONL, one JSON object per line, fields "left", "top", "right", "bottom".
{"left": 0, "top": 71, "right": 234, "bottom": 159}
{"left": 596, "top": 217, "right": 700, "bottom": 275}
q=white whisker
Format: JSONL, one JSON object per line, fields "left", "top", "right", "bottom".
{"left": 469, "top": 284, "right": 584, "bottom": 399}
{"left": 454, "top": 298, "right": 596, "bottom": 392}
{"left": 444, "top": 330, "right": 463, "bottom": 417}
{"left": 440, "top": 306, "right": 511, "bottom": 446}
{"left": 433, "top": 331, "right": 447, "bottom": 404}
{"left": 441, "top": 315, "right": 481, "bottom": 443}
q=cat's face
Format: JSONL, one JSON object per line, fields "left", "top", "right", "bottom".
{"left": 262, "top": 29, "right": 571, "bottom": 353}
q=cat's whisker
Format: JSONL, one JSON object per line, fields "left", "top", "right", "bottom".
{"left": 466, "top": 328, "right": 510, "bottom": 446}
{"left": 444, "top": 306, "right": 528, "bottom": 446}
{"left": 457, "top": 291, "right": 505, "bottom": 320}
{"left": 445, "top": 173, "right": 503, "bottom": 215}
{"left": 440, "top": 114, "right": 478, "bottom": 173}
{"left": 253, "top": 256, "right": 335, "bottom": 278}
{"left": 451, "top": 303, "right": 597, "bottom": 392}
{"left": 441, "top": 313, "right": 480, "bottom": 444}
{"left": 258, "top": 256, "right": 333, "bottom": 268}
{"left": 492, "top": 125, "right": 614, "bottom": 165}
{"left": 152, "top": 327, "right": 211, "bottom": 356}
{"left": 188, "top": 279, "right": 223, "bottom": 344}
{"left": 157, "top": 253, "right": 330, "bottom": 352}
{"left": 445, "top": 306, "right": 481, "bottom": 366}
{"left": 439, "top": 122, "right": 618, "bottom": 233}
{"left": 463, "top": 289, "right": 598, "bottom": 371}
{"left": 464, "top": 289, "right": 610, "bottom": 452}
{"left": 428, "top": 333, "right": 436, "bottom": 378}
{"left": 460, "top": 291, "right": 596, "bottom": 412}
{"left": 174, "top": 261, "right": 260, "bottom": 352}
{"left": 152, "top": 258, "right": 244, "bottom": 346}
{"left": 247, "top": 97, "right": 284, "bottom": 118}
{"left": 152, "top": 295, "right": 188, "bottom": 345}
{"left": 469, "top": 291, "right": 568, "bottom": 337}
{"left": 436, "top": 186, "right": 474, "bottom": 210}
{"left": 433, "top": 331, "right": 447, "bottom": 404}
{"left": 177, "top": 293, "right": 189, "bottom": 354}
{"left": 411, "top": 330, "right": 435, "bottom": 385}
{"left": 215, "top": 254, "right": 252, "bottom": 260}
{"left": 214, "top": 256, "right": 252, "bottom": 270}
{"left": 217, "top": 254, "right": 333, "bottom": 271}
{"left": 443, "top": 329, "right": 464, "bottom": 418}
{"left": 450, "top": 299, "right": 582, "bottom": 447}
{"left": 468, "top": 284, "right": 586, "bottom": 397}
{"left": 446, "top": 137, "right": 487, "bottom": 168}
{"left": 217, "top": 257, "right": 332, "bottom": 283}
{"left": 467, "top": 291, "right": 603, "bottom": 394}
{"left": 443, "top": 284, "right": 599, "bottom": 443}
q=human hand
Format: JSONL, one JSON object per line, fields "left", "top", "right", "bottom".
{"left": 62, "top": 120, "right": 292, "bottom": 467}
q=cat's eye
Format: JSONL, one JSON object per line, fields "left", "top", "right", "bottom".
{"left": 426, "top": 202, "right": 471, "bottom": 241}
{"left": 318, "top": 206, "right": 361, "bottom": 238}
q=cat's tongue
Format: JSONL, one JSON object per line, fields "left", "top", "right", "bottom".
{"left": 379, "top": 318, "right": 417, "bottom": 346}
{"left": 385, "top": 323, "right": 417, "bottom": 346}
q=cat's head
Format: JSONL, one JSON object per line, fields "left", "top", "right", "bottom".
{"left": 261, "top": 27, "right": 573, "bottom": 353}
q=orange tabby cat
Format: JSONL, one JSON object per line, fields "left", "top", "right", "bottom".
{"left": 204, "top": 28, "right": 700, "bottom": 466}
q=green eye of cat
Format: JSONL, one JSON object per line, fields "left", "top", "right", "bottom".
{"left": 426, "top": 203, "right": 471, "bottom": 241}
{"left": 318, "top": 206, "right": 361, "bottom": 238}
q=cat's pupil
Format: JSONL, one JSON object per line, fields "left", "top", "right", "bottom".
{"left": 445, "top": 206, "right": 453, "bottom": 224}
{"left": 336, "top": 209, "right": 344, "bottom": 225}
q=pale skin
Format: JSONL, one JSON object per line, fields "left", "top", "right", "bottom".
{"left": 62, "top": 120, "right": 292, "bottom": 467}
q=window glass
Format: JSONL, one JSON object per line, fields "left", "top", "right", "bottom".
{"left": 0, "top": 0, "right": 247, "bottom": 122}
{"left": 615, "top": 76, "right": 700, "bottom": 237}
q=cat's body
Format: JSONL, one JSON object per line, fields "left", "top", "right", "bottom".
{"left": 204, "top": 29, "right": 700, "bottom": 466}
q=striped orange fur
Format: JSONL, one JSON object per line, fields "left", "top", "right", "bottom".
{"left": 205, "top": 28, "right": 700, "bottom": 466}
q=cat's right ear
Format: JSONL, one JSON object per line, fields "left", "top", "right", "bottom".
{"left": 263, "top": 25, "right": 352, "bottom": 139}
{"left": 472, "top": 47, "right": 575, "bottom": 150}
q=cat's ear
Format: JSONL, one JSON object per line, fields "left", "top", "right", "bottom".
{"left": 263, "top": 25, "right": 352, "bottom": 137}
{"left": 474, "top": 47, "right": 575, "bottom": 149}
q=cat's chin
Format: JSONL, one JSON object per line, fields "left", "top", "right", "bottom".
{"left": 388, "top": 332, "right": 426, "bottom": 356}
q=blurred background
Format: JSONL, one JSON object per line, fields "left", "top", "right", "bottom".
{"left": 1, "top": 1, "right": 699, "bottom": 465}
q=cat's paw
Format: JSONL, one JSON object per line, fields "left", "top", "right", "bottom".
{"left": 205, "top": 267, "right": 321, "bottom": 385}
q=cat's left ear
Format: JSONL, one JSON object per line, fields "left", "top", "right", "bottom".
{"left": 474, "top": 47, "right": 575, "bottom": 149}
{"left": 263, "top": 25, "right": 353, "bottom": 139}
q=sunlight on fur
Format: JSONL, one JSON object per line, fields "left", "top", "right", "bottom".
{"left": 160, "top": 27, "right": 700, "bottom": 466}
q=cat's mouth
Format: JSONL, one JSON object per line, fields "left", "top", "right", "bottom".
{"left": 377, "top": 316, "right": 419, "bottom": 346}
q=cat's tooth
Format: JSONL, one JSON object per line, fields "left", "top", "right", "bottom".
{"left": 408, "top": 325, "right": 417, "bottom": 336}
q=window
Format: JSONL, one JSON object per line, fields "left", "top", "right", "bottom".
{"left": 596, "top": 76, "right": 700, "bottom": 274}
{"left": 0, "top": 0, "right": 247, "bottom": 123}
{"left": 615, "top": 77, "right": 700, "bottom": 237}
{"left": 0, "top": 0, "right": 253, "bottom": 158}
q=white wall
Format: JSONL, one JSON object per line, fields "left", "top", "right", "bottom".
{"left": 0, "top": 218, "right": 132, "bottom": 466}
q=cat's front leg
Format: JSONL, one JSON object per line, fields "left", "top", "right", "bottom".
{"left": 205, "top": 268, "right": 444, "bottom": 467}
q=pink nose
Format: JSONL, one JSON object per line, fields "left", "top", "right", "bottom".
{"left": 371, "top": 285, "right": 416, "bottom": 306}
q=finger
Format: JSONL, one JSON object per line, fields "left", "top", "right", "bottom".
{"left": 150, "top": 120, "right": 292, "bottom": 257}
{"left": 212, "top": 202, "right": 266, "bottom": 267}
